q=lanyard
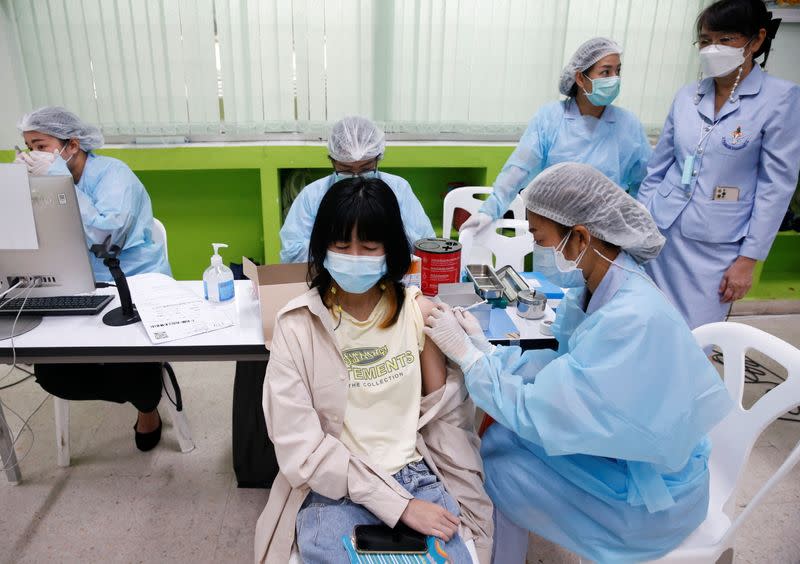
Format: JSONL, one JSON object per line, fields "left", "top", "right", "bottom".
{"left": 681, "top": 120, "right": 718, "bottom": 186}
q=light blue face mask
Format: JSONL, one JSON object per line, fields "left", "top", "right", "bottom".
{"left": 333, "top": 169, "right": 379, "bottom": 183}
{"left": 582, "top": 75, "right": 621, "bottom": 107}
{"left": 533, "top": 231, "right": 589, "bottom": 288}
{"left": 324, "top": 250, "right": 388, "bottom": 294}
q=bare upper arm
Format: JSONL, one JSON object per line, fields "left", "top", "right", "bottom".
{"left": 416, "top": 295, "right": 446, "bottom": 395}
{"left": 415, "top": 294, "right": 437, "bottom": 322}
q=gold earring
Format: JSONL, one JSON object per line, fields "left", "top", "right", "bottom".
{"left": 379, "top": 282, "right": 386, "bottom": 291}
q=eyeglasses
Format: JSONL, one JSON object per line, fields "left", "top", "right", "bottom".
{"left": 692, "top": 34, "right": 747, "bottom": 49}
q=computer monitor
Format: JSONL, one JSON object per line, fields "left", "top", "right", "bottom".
{"left": 0, "top": 166, "right": 96, "bottom": 298}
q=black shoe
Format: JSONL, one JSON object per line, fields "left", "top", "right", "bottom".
{"left": 134, "top": 412, "right": 162, "bottom": 452}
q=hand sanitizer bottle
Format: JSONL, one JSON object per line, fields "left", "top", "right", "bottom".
{"left": 203, "top": 243, "right": 235, "bottom": 302}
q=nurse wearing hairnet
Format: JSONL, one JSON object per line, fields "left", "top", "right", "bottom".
{"left": 279, "top": 116, "right": 434, "bottom": 263}
{"left": 461, "top": 38, "right": 652, "bottom": 238}
{"left": 15, "top": 106, "right": 170, "bottom": 281}
{"left": 15, "top": 107, "right": 170, "bottom": 451}
{"left": 638, "top": 0, "right": 800, "bottom": 330}
{"left": 425, "top": 163, "right": 733, "bottom": 562}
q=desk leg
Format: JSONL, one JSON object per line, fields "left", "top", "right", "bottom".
{"left": 0, "top": 400, "right": 22, "bottom": 484}
{"left": 232, "top": 359, "right": 278, "bottom": 488}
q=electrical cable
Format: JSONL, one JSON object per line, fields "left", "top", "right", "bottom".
{"left": 0, "top": 279, "right": 47, "bottom": 473}
{"left": 0, "top": 374, "right": 34, "bottom": 390}
{"left": 0, "top": 392, "right": 51, "bottom": 472}
{"left": 0, "top": 280, "right": 23, "bottom": 300}
{"left": 0, "top": 279, "right": 39, "bottom": 386}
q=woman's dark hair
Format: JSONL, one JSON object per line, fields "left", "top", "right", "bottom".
{"left": 696, "top": 0, "right": 781, "bottom": 68}
{"left": 308, "top": 176, "right": 411, "bottom": 328}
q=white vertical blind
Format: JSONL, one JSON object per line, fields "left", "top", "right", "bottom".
{"left": 5, "top": 0, "right": 711, "bottom": 139}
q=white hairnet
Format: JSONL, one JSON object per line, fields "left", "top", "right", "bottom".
{"left": 558, "top": 37, "right": 622, "bottom": 96}
{"left": 327, "top": 116, "right": 385, "bottom": 163}
{"left": 522, "top": 162, "right": 665, "bottom": 262}
{"left": 18, "top": 106, "right": 104, "bottom": 151}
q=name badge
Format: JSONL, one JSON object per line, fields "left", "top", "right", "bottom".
{"left": 681, "top": 155, "right": 695, "bottom": 185}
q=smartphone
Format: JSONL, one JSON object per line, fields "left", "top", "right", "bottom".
{"left": 713, "top": 186, "right": 740, "bottom": 202}
{"left": 353, "top": 523, "right": 427, "bottom": 554}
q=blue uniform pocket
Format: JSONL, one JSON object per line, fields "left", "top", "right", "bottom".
{"left": 679, "top": 198, "right": 752, "bottom": 243}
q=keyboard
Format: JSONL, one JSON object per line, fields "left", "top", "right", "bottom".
{"left": 0, "top": 295, "right": 114, "bottom": 316}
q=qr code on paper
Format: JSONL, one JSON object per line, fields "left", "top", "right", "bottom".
{"left": 154, "top": 331, "right": 168, "bottom": 340}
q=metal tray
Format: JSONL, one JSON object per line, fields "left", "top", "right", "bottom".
{"left": 495, "top": 265, "right": 529, "bottom": 303}
{"left": 465, "top": 264, "right": 504, "bottom": 299}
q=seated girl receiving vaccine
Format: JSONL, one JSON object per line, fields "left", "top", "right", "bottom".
{"left": 254, "top": 177, "right": 493, "bottom": 564}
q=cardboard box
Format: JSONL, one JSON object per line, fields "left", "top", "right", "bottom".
{"left": 242, "top": 257, "right": 309, "bottom": 347}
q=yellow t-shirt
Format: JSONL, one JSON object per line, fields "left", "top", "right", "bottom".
{"left": 333, "top": 286, "right": 425, "bottom": 475}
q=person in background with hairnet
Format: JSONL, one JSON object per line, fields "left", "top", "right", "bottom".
{"left": 461, "top": 37, "right": 652, "bottom": 239}
{"left": 14, "top": 106, "right": 171, "bottom": 451}
{"left": 279, "top": 116, "right": 434, "bottom": 263}
{"left": 15, "top": 106, "right": 170, "bottom": 281}
{"left": 425, "top": 163, "right": 733, "bottom": 562}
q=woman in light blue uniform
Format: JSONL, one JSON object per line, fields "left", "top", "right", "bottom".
{"left": 461, "top": 37, "right": 652, "bottom": 238}
{"left": 16, "top": 107, "right": 171, "bottom": 451}
{"left": 638, "top": 0, "right": 800, "bottom": 329}
{"left": 425, "top": 163, "right": 732, "bottom": 563}
{"left": 280, "top": 116, "right": 434, "bottom": 263}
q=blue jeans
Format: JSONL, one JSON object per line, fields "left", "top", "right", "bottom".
{"left": 296, "top": 460, "right": 472, "bottom": 563}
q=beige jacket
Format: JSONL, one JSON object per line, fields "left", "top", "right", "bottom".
{"left": 254, "top": 288, "right": 493, "bottom": 563}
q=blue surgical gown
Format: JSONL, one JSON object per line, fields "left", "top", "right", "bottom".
{"left": 468, "top": 252, "right": 733, "bottom": 562}
{"left": 50, "top": 153, "right": 171, "bottom": 282}
{"left": 638, "top": 65, "right": 800, "bottom": 329}
{"left": 279, "top": 171, "right": 435, "bottom": 263}
{"left": 481, "top": 100, "right": 652, "bottom": 219}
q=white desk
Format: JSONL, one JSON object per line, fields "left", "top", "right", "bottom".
{"left": 0, "top": 281, "right": 268, "bottom": 364}
{"left": 0, "top": 279, "right": 556, "bottom": 486}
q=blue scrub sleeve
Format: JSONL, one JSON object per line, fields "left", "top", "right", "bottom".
{"left": 51, "top": 158, "right": 138, "bottom": 247}
{"left": 739, "top": 85, "right": 800, "bottom": 260}
{"left": 625, "top": 124, "right": 653, "bottom": 198}
{"left": 480, "top": 116, "right": 545, "bottom": 219}
{"left": 637, "top": 99, "right": 677, "bottom": 208}
{"left": 394, "top": 180, "right": 435, "bottom": 244}
{"left": 279, "top": 188, "right": 317, "bottom": 263}
{"left": 465, "top": 300, "right": 731, "bottom": 470}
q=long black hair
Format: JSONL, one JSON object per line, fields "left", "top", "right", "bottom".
{"left": 308, "top": 176, "right": 411, "bottom": 327}
{"left": 696, "top": 0, "right": 781, "bottom": 68}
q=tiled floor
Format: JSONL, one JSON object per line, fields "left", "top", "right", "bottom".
{"left": 1, "top": 315, "right": 798, "bottom": 563}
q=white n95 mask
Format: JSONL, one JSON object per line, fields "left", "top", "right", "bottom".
{"left": 699, "top": 44, "right": 745, "bottom": 78}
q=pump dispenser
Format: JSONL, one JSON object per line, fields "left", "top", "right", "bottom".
{"left": 203, "top": 243, "right": 235, "bottom": 302}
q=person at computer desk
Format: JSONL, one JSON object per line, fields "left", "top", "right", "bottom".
{"left": 14, "top": 106, "right": 171, "bottom": 451}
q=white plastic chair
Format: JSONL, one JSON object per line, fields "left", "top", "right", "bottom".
{"left": 52, "top": 218, "right": 194, "bottom": 467}
{"left": 650, "top": 322, "right": 800, "bottom": 563}
{"left": 458, "top": 218, "right": 533, "bottom": 273}
{"left": 442, "top": 186, "right": 526, "bottom": 239}
{"left": 151, "top": 217, "right": 169, "bottom": 263}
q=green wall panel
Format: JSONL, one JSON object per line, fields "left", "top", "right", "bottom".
{"left": 135, "top": 169, "right": 263, "bottom": 280}
{"left": 1, "top": 145, "right": 797, "bottom": 301}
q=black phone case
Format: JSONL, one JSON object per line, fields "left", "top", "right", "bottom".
{"left": 354, "top": 523, "right": 427, "bottom": 554}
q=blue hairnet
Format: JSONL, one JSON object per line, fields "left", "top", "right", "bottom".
{"left": 18, "top": 106, "right": 104, "bottom": 151}
{"left": 522, "top": 162, "right": 665, "bottom": 262}
{"left": 559, "top": 37, "right": 622, "bottom": 96}
{"left": 327, "top": 116, "right": 385, "bottom": 163}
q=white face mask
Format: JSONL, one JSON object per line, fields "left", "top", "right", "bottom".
{"left": 699, "top": 43, "right": 747, "bottom": 78}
